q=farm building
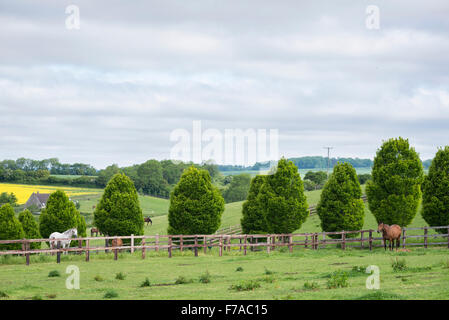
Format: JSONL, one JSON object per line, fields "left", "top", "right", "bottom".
{"left": 24, "top": 191, "right": 50, "bottom": 210}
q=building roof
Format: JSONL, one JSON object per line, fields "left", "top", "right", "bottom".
{"left": 35, "top": 192, "right": 50, "bottom": 204}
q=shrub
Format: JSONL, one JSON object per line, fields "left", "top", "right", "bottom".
{"left": 115, "top": 272, "right": 126, "bottom": 280}
{"left": 317, "top": 162, "right": 365, "bottom": 238}
{"left": 327, "top": 270, "right": 349, "bottom": 289}
{"left": 223, "top": 174, "right": 251, "bottom": 203}
{"left": 175, "top": 276, "right": 193, "bottom": 285}
{"left": 303, "top": 179, "right": 317, "bottom": 191}
{"left": 236, "top": 266, "right": 244, "bottom": 272}
{"left": 31, "top": 295, "right": 43, "bottom": 300}
{"left": 304, "top": 171, "right": 328, "bottom": 186}
{"left": 241, "top": 175, "right": 268, "bottom": 234}
{"left": 94, "top": 275, "right": 104, "bottom": 281}
{"left": 392, "top": 258, "right": 407, "bottom": 272}
{"left": 303, "top": 281, "right": 319, "bottom": 290}
{"left": 357, "top": 174, "right": 372, "bottom": 185}
{"left": 18, "top": 209, "right": 41, "bottom": 250}
{"left": 48, "top": 270, "right": 61, "bottom": 277}
{"left": 103, "top": 290, "right": 118, "bottom": 299}
{"left": 422, "top": 146, "right": 449, "bottom": 232}
{"left": 39, "top": 190, "right": 86, "bottom": 240}
{"left": 140, "top": 278, "right": 151, "bottom": 287}
{"left": 94, "top": 174, "right": 144, "bottom": 241}
{"left": 230, "top": 280, "right": 261, "bottom": 291}
{"left": 168, "top": 166, "right": 224, "bottom": 235}
{"left": 367, "top": 137, "right": 424, "bottom": 227}
{"left": 0, "top": 204, "right": 25, "bottom": 250}
{"left": 199, "top": 271, "right": 211, "bottom": 284}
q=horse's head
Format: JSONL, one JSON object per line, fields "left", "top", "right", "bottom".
{"left": 377, "top": 223, "right": 385, "bottom": 233}
{"left": 71, "top": 228, "right": 78, "bottom": 238}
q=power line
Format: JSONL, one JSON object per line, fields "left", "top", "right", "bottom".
{"left": 323, "top": 147, "right": 333, "bottom": 177}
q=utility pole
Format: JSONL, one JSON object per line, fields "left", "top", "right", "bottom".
{"left": 323, "top": 147, "right": 333, "bottom": 177}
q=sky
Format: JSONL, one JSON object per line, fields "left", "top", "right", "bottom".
{"left": 1, "top": 0, "right": 448, "bottom": 169}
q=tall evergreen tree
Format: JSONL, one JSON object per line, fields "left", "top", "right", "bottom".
{"left": 317, "top": 162, "right": 364, "bottom": 238}
{"left": 260, "top": 158, "right": 309, "bottom": 234}
{"left": 94, "top": 173, "right": 144, "bottom": 239}
{"left": 18, "top": 209, "right": 41, "bottom": 249}
{"left": 0, "top": 204, "right": 25, "bottom": 250}
{"left": 241, "top": 175, "right": 268, "bottom": 234}
{"left": 422, "top": 146, "right": 449, "bottom": 232}
{"left": 168, "top": 166, "right": 224, "bottom": 235}
{"left": 366, "top": 137, "right": 424, "bottom": 227}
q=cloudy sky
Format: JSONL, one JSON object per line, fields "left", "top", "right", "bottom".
{"left": 1, "top": 0, "right": 448, "bottom": 169}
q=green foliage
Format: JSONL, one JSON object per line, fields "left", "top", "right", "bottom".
{"left": 241, "top": 175, "right": 268, "bottom": 234}
{"left": 38, "top": 190, "right": 81, "bottom": 239}
{"left": 0, "top": 291, "right": 9, "bottom": 298}
{"left": 222, "top": 173, "right": 251, "bottom": 203}
{"left": 18, "top": 209, "right": 41, "bottom": 249}
{"left": 392, "top": 258, "right": 407, "bottom": 272}
{"left": 235, "top": 266, "right": 244, "bottom": 272}
{"left": 115, "top": 272, "right": 126, "bottom": 280}
{"left": 140, "top": 278, "right": 151, "bottom": 287}
{"left": 261, "top": 158, "right": 309, "bottom": 234}
{"left": 422, "top": 147, "right": 449, "bottom": 232}
{"left": 199, "top": 270, "right": 211, "bottom": 284}
{"left": 303, "top": 179, "right": 317, "bottom": 191}
{"left": 326, "top": 270, "right": 349, "bottom": 289}
{"left": 0, "top": 192, "right": 18, "bottom": 207}
{"left": 96, "top": 164, "right": 120, "bottom": 187}
{"left": 366, "top": 137, "right": 424, "bottom": 227}
{"left": 168, "top": 166, "right": 224, "bottom": 235}
{"left": 94, "top": 174, "right": 144, "bottom": 240}
{"left": 303, "top": 281, "right": 319, "bottom": 290}
{"left": 136, "top": 160, "right": 169, "bottom": 197}
{"left": 175, "top": 276, "right": 193, "bottom": 284}
{"left": 103, "top": 290, "right": 118, "bottom": 299}
{"left": 357, "top": 174, "right": 372, "bottom": 185}
{"left": 317, "top": 162, "right": 365, "bottom": 238}
{"left": 304, "top": 171, "right": 328, "bottom": 186}
{"left": 94, "top": 275, "right": 104, "bottom": 281}
{"left": 0, "top": 204, "right": 25, "bottom": 250}
{"left": 48, "top": 270, "right": 60, "bottom": 277}
{"left": 229, "top": 280, "right": 261, "bottom": 291}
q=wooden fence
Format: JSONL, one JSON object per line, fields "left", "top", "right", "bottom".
{"left": 1, "top": 224, "right": 449, "bottom": 265}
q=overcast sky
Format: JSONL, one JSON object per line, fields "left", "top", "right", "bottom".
{"left": 1, "top": 1, "right": 448, "bottom": 169}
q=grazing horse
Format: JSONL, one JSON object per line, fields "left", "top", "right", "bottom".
{"left": 378, "top": 223, "right": 402, "bottom": 251}
{"left": 144, "top": 217, "right": 153, "bottom": 226}
{"left": 49, "top": 228, "right": 78, "bottom": 255}
{"left": 91, "top": 227, "right": 101, "bottom": 237}
{"left": 111, "top": 238, "right": 123, "bottom": 255}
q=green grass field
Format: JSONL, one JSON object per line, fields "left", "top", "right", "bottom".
{"left": 1, "top": 246, "right": 449, "bottom": 300}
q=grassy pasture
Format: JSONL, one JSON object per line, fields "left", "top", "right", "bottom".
{"left": 1, "top": 246, "right": 449, "bottom": 300}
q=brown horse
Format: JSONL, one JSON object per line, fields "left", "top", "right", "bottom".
{"left": 378, "top": 223, "right": 402, "bottom": 251}
{"left": 111, "top": 238, "right": 123, "bottom": 255}
{"left": 144, "top": 217, "right": 153, "bottom": 226}
{"left": 91, "top": 227, "right": 100, "bottom": 237}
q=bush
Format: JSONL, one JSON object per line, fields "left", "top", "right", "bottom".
{"left": 39, "top": 190, "right": 85, "bottom": 239}
{"left": 103, "top": 290, "right": 118, "bottom": 299}
{"left": 230, "top": 280, "right": 261, "bottom": 291}
{"left": 199, "top": 271, "right": 211, "bottom": 284}
{"left": 140, "top": 278, "right": 151, "bottom": 287}
{"left": 304, "top": 171, "right": 328, "bottom": 186}
{"left": 0, "top": 204, "right": 25, "bottom": 250}
{"left": 0, "top": 192, "right": 18, "bottom": 207}
{"left": 422, "top": 146, "right": 449, "bottom": 232}
{"left": 367, "top": 137, "right": 424, "bottom": 227}
{"left": 327, "top": 271, "right": 349, "bottom": 289}
{"left": 94, "top": 174, "right": 144, "bottom": 241}
{"left": 168, "top": 166, "right": 224, "bottom": 235}
{"left": 48, "top": 270, "right": 61, "bottom": 277}
{"left": 317, "top": 162, "right": 365, "bottom": 238}
{"left": 303, "top": 179, "right": 317, "bottom": 191}
{"left": 115, "top": 272, "right": 126, "bottom": 280}
{"left": 236, "top": 266, "right": 244, "bottom": 272}
{"left": 31, "top": 295, "right": 43, "bottom": 300}
{"left": 18, "top": 209, "right": 41, "bottom": 250}
{"left": 222, "top": 174, "right": 251, "bottom": 203}
{"left": 357, "top": 174, "right": 372, "bottom": 185}
{"left": 241, "top": 175, "right": 268, "bottom": 234}
{"left": 94, "top": 275, "right": 104, "bottom": 281}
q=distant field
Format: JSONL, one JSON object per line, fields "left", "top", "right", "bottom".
{"left": 221, "top": 167, "right": 372, "bottom": 177}
{"left": 0, "top": 183, "right": 101, "bottom": 204}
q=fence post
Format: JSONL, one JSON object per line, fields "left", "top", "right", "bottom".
{"left": 78, "top": 239, "right": 82, "bottom": 255}
{"left": 131, "top": 234, "right": 134, "bottom": 254}
{"left": 315, "top": 234, "right": 319, "bottom": 250}
{"left": 239, "top": 237, "right": 242, "bottom": 252}
{"left": 341, "top": 232, "right": 346, "bottom": 250}
{"left": 267, "top": 235, "right": 271, "bottom": 253}
{"left": 21, "top": 238, "right": 25, "bottom": 257}
{"left": 57, "top": 241, "right": 61, "bottom": 264}
{"left": 155, "top": 234, "right": 159, "bottom": 252}
{"left": 142, "top": 237, "right": 146, "bottom": 259}
{"left": 289, "top": 234, "right": 293, "bottom": 253}
{"left": 402, "top": 229, "right": 406, "bottom": 248}
{"left": 447, "top": 228, "right": 449, "bottom": 249}
{"left": 322, "top": 233, "right": 326, "bottom": 249}
{"left": 180, "top": 235, "right": 183, "bottom": 252}
{"left": 369, "top": 230, "right": 373, "bottom": 251}
{"left": 244, "top": 235, "right": 247, "bottom": 255}
{"left": 86, "top": 239, "right": 90, "bottom": 262}
{"left": 114, "top": 237, "right": 118, "bottom": 260}
{"left": 168, "top": 236, "right": 172, "bottom": 258}
{"left": 203, "top": 236, "right": 207, "bottom": 254}
{"left": 361, "top": 231, "right": 364, "bottom": 249}
{"left": 105, "top": 238, "right": 109, "bottom": 253}
{"left": 311, "top": 234, "right": 315, "bottom": 250}
{"left": 25, "top": 241, "right": 30, "bottom": 266}
{"left": 194, "top": 236, "right": 198, "bottom": 257}
{"left": 305, "top": 235, "right": 308, "bottom": 248}
{"left": 219, "top": 236, "right": 223, "bottom": 257}
{"left": 424, "top": 227, "right": 428, "bottom": 248}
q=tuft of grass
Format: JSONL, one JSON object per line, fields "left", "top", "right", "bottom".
{"left": 236, "top": 266, "right": 244, "bottom": 272}
{"left": 264, "top": 267, "right": 275, "bottom": 275}
{"left": 0, "top": 291, "right": 9, "bottom": 298}
{"left": 94, "top": 275, "right": 104, "bottom": 281}
{"left": 327, "top": 270, "right": 349, "bottom": 289}
{"left": 259, "top": 275, "right": 276, "bottom": 283}
{"left": 355, "top": 291, "right": 402, "bottom": 300}
{"left": 303, "top": 281, "right": 319, "bottom": 290}
{"left": 392, "top": 258, "right": 407, "bottom": 272}
{"left": 48, "top": 270, "right": 61, "bottom": 278}
{"left": 230, "top": 280, "right": 261, "bottom": 291}
{"left": 46, "top": 294, "right": 57, "bottom": 299}
{"left": 199, "top": 271, "right": 211, "bottom": 284}
{"left": 442, "top": 259, "right": 449, "bottom": 269}
{"left": 103, "top": 290, "right": 118, "bottom": 299}
{"left": 115, "top": 272, "right": 126, "bottom": 280}
{"left": 175, "top": 276, "right": 193, "bottom": 285}
{"left": 140, "top": 278, "right": 151, "bottom": 287}
{"left": 31, "top": 295, "right": 43, "bottom": 300}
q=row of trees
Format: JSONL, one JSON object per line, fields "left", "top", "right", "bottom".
{"left": 0, "top": 158, "right": 96, "bottom": 175}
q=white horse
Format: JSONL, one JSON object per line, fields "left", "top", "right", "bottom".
{"left": 49, "top": 228, "right": 78, "bottom": 254}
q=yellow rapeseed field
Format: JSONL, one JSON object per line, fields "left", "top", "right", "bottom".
{"left": 0, "top": 183, "right": 101, "bottom": 204}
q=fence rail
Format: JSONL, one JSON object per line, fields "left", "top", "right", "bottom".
{"left": 1, "top": 224, "right": 449, "bottom": 265}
